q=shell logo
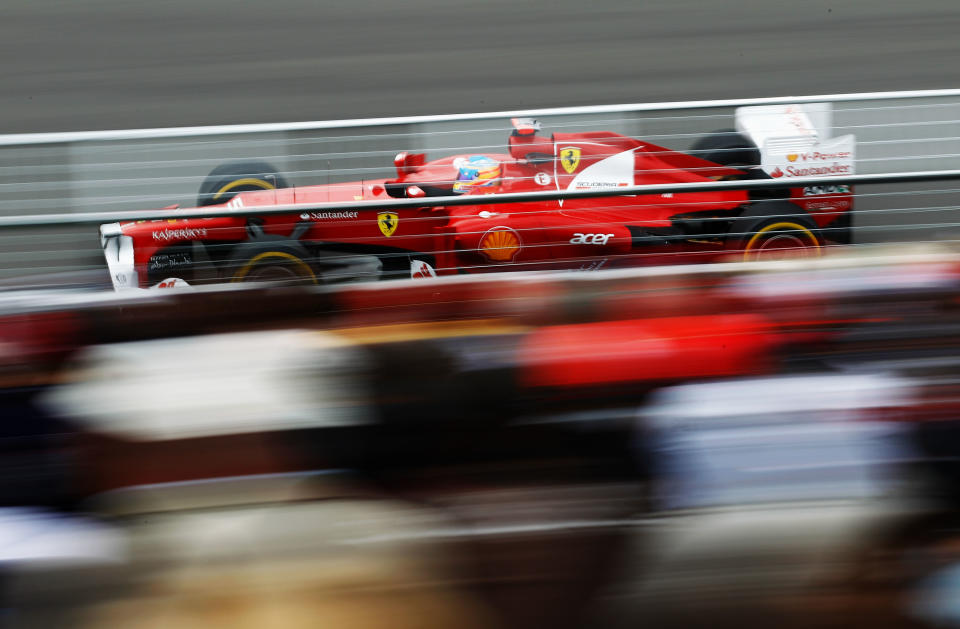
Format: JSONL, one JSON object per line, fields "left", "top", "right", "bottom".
{"left": 787, "top": 154, "right": 799, "bottom": 162}
{"left": 478, "top": 226, "right": 522, "bottom": 262}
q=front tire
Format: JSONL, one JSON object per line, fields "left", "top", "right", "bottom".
{"left": 228, "top": 240, "right": 317, "bottom": 286}
{"left": 726, "top": 201, "right": 822, "bottom": 262}
{"left": 197, "top": 160, "right": 290, "bottom": 207}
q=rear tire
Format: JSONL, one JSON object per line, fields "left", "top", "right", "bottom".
{"left": 197, "top": 160, "right": 290, "bottom": 207}
{"left": 691, "top": 129, "right": 789, "bottom": 200}
{"left": 689, "top": 129, "right": 760, "bottom": 168}
{"left": 725, "top": 201, "right": 822, "bottom": 262}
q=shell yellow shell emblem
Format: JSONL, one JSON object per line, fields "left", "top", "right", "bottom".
{"left": 560, "top": 147, "right": 581, "bottom": 174}
{"left": 377, "top": 211, "right": 398, "bottom": 237}
{"left": 478, "top": 226, "right": 522, "bottom": 262}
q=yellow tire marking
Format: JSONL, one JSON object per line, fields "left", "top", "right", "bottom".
{"left": 329, "top": 319, "right": 530, "bottom": 344}
{"left": 744, "top": 221, "right": 820, "bottom": 260}
{"left": 212, "top": 178, "right": 275, "bottom": 200}
{"left": 231, "top": 251, "right": 317, "bottom": 283}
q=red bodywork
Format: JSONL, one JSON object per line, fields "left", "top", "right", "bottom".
{"left": 112, "top": 127, "right": 853, "bottom": 287}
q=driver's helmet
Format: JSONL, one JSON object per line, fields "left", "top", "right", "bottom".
{"left": 452, "top": 155, "right": 502, "bottom": 193}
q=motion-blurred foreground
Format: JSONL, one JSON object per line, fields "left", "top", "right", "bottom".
{"left": 5, "top": 246, "right": 960, "bottom": 627}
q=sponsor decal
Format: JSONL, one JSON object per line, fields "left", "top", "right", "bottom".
{"left": 478, "top": 226, "right": 522, "bottom": 262}
{"left": 148, "top": 252, "right": 193, "bottom": 271}
{"left": 299, "top": 211, "right": 359, "bottom": 220}
{"left": 114, "top": 273, "right": 129, "bottom": 287}
{"left": 800, "top": 150, "right": 852, "bottom": 162}
{"left": 770, "top": 167, "right": 784, "bottom": 178}
{"left": 226, "top": 196, "right": 244, "bottom": 209}
{"left": 534, "top": 172, "right": 552, "bottom": 186}
{"left": 566, "top": 148, "right": 635, "bottom": 191}
{"left": 559, "top": 147, "right": 581, "bottom": 174}
{"left": 377, "top": 211, "right": 398, "bottom": 237}
{"left": 573, "top": 181, "right": 630, "bottom": 190}
{"left": 785, "top": 163, "right": 851, "bottom": 177}
{"left": 803, "top": 184, "right": 851, "bottom": 196}
{"left": 478, "top": 210, "right": 500, "bottom": 218}
{"left": 806, "top": 200, "right": 851, "bottom": 211}
{"left": 787, "top": 154, "right": 799, "bottom": 162}
{"left": 152, "top": 278, "right": 190, "bottom": 289}
{"left": 784, "top": 105, "right": 816, "bottom": 135}
{"left": 570, "top": 232, "right": 615, "bottom": 245}
{"left": 579, "top": 259, "right": 608, "bottom": 271}
{"left": 410, "top": 259, "right": 437, "bottom": 279}
{"left": 152, "top": 227, "right": 208, "bottom": 241}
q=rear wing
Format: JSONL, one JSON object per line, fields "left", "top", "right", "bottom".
{"left": 735, "top": 103, "right": 855, "bottom": 179}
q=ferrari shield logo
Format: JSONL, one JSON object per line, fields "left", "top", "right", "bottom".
{"left": 377, "top": 211, "right": 398, "bottom": 237}
{"left": 560, "top": 147, "right": 581, "bottom": 174}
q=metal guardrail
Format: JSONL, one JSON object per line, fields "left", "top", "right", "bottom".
{"left": 0, "top": 170, "right": 958, "bottom": 228}
{"left": 1, "top": 88, "right": 959, "bottom": 285}
{"left": 1, "top": 88, "right": 959, "bottom": 146}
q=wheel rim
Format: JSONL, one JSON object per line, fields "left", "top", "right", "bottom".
{"left": 232, "top": 252, "right": 317, "bottom": 284}
{"left": 212, "top": 178, "right": 276, "bottom": 201}
{"left": 744, "top": 221, "right": 821, "bottom": 261}
{"left": 245, "top": 265, "right": 304, "bottom": 283}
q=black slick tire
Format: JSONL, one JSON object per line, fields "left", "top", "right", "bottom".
{"left": 227, "top": 240, "right": 317, "bottom": 286}
{"left": 725, "top": 201, "right": 822, "bottom": 261}
{"left": 197, "top": 160, "right": 290, "bottom": 207}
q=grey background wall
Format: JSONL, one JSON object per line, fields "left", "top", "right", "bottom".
{"left": 2, "top": 0, "right": 957, "bottom": 133}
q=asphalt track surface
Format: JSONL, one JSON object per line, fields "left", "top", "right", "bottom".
{"left": 2, "top": 0, "right": 958, "bottom": 134}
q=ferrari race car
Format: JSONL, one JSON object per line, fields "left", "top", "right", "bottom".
{"left": 101, "top": 103, "right": 856, "bottom": 290}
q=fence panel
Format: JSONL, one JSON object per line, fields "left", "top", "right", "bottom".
{"left": 0, "top": 90, "right": 957, "bottom": 285}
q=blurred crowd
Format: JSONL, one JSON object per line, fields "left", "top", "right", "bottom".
{"left": 3, "top": 245, "right": 960, "bottom": 627}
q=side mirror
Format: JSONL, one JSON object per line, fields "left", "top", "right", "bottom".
{"left": 394, "top": 152, "right": 426, "bottom": 177}
{"left": 511, "top": 117, "right": 542, "bottom": 136}
{"left": 385, "top": 183, "right": 431, "bottom": 199}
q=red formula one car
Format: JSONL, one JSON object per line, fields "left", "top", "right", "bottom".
{"left": 101, "top": 104, "right": 855, "bottom": 290}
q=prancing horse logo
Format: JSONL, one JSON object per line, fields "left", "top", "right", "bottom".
{"left": 378, "top": 212, "right": 398, "bottom": 237}
{"left": 560, "top": 147, "right": 581, "bottom": 174}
